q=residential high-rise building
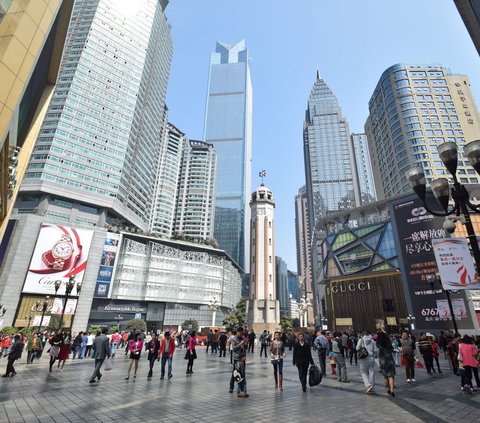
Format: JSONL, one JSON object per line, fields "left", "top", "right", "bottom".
{"left": 174, "top": 140, "right": 216, "bottom": 240}
{"left": 303, "top": 70, "right": 360, "bottom": 230}
{"left": 365, "top": 64, "right": 480, "bottom": 199}
{"left": 203, "top": 40, "right": 252, "bottom": 270}
{"left": 17, "top": 0, "right": 173, "bottom": 229}
{"left": 351, "top": 133, "right": 377, "bottom": 205}
{"left": 275, "top": 256, "right": 289, "bottom": 315}
{"left": 150, "top": 121, "right": 185, "bottom": 237}
{"left": 0, "top": 0, "right": 74, "bottom": 245}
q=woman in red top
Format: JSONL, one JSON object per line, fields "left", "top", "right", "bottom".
{"left": 458, "top": 335, "right": 479, "bottom": 394}
{"left": 125, "top": 333, "right": 144, "bottom": 381}
{"left": 186, "top": 331, "right": 197, "bottom": 375}
{"left": 57, "top": 330, "right": 72, "bottom": 372}
{"left": 431, "top": 337, "right": 442, "bottom": 374}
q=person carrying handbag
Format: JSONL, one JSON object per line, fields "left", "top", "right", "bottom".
{"left": 270, "top": 331, "right": 285, "bottom": 391}
{"left": 399, "top": 331, "right": 416, "bottom": 383}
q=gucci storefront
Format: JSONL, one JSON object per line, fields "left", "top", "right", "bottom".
{"left": 326, "top": 272, "right": 408, "bottom": 332}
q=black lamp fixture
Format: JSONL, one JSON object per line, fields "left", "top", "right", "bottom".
{"left": 406, "top": 139, "right": 480, "bottom": 273}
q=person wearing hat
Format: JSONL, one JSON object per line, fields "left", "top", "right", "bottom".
{"left": 159, "top": 331, "right": 176, "bottom": 379}
{"left": 418, "top": 332, "right": 434, "bottom": 375}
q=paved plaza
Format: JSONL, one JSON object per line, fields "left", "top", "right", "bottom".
{"left": 0, "top": 346, "right": 479, "bottom": 423}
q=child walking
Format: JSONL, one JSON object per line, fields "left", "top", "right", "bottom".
{"left": 329, "top": 351, "right": 336, "bottom": 375}
{"left": 233, "top": 353, "right": 249, "bottom": 397}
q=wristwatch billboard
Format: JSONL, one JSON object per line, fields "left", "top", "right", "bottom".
{"left": 51, "top": 235, "right": 74, "bottom": 270}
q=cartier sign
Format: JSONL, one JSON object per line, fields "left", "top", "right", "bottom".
{"left": 327, "top": 281, "right": 372, "bottom": 296}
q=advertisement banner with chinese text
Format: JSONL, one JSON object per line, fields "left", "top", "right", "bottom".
{"left": 389, "top": 195, "right": 475, "bottom": 331}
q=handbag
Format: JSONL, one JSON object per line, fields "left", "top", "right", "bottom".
{"left": 400, "top": 353, "right": 406, "bottom": 367}
{"left": 104, "top": 358, "right": 113, "bottom": 371}
{"left": 357, "top": 338, "right": 368, "bottom": 360}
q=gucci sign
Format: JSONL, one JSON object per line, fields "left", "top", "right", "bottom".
{"left": 327, "top": 281, "right": 372, "bottom": 296}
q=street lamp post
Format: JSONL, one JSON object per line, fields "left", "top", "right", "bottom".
{"left": 426, "top": 273, "right": 459, "bottom": 334}
{"left": 406, "top": 140, "right": 480, "bottom": 271}
{"left": 406, "top": 314, "right": 416, "bottom": 331}
{"left": 114, "top": 314, "right": 123, "bottom": 331}
{"left": 25, "top": 313, "right": 33, "bottom": 329}
{"left": 57, "top": 276, "right": 83, "bottom": 331}
{"left": 33, "top": 297, "right": 50, "bottom": 333}
{"left": 209, "top": 297, "right": 220, "bottom": 327}
{"left": 298, "top": 298, "right": 311, "bottom": 327}
{"left": 321, "top": 315, "right": 328, "bottom": 330}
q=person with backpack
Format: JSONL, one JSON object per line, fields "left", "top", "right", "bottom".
{"left": 357, "top": 330, "right": 378, "bottom": 394}
{"left": 332, "top": 331, "right": 349, "bottom": 383}
{"left": 313, "top": 330, "right": 329, "bottom": 375}
{"left": 259, "top": 330, "right": 268, "bottom": 358}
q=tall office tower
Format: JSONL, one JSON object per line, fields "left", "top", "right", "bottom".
{"left": 351, "top": 133, "right": 377, "bottom": 205}
{"left": 294, "top": 185, "right": 313, "bottom": 320}
{"left": 287, "top": 270, "right": 300, "bottom": 301}
{"left": 365, "top": 64, "right": 480, "bottom": 199}
{"left": 455, "top": 0, "right": 480, "bottom": 56}
{"left": 150, "top": 121, "right": 185, "bottom": 237}
{"left": 303, "top": 71, "right": 360, "bottom": 230}
{"left": 17, "top": 0, "right": 173, "bottom": 229}
{"left": 203, "top": 40, "right": 252, "bottom": 270}
{"left": 0, "top": 0, "right": 73, "bottom": 244}
{"left": 246, "top": 184, "right": 279, "bottom": 331}
{"left": 275, "top": 256, "right": 289, "bottom": 315}
{"left": 174, "top": 140, "right": 217, "bottom": 240}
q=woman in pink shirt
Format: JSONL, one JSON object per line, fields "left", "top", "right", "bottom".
{"left": 458, "top": 335, "right": 479, "bottom": 393}
{"left": 186, "top": 331, "right": 197, "bottom": 375}
{"left": 125, "top": 334, "right": 144, "bottom": 381}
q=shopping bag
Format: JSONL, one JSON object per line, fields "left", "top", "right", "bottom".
{"left": 400, "top": 354, "right": 406, "bottom": 367}
{"left": 308, "top": 364, "right": 322, "bottom": 386}
{"left": 416, "top": 359, "right": 424, "bottom": 369}
{"left": 104, "top": 358, "right": 113, "bottom": 371}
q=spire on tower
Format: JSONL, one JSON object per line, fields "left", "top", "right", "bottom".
{"left": 316, "top": 67, "right": 321, "bottom": 80}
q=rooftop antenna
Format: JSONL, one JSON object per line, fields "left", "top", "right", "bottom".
{"left": 259, "top": 170, "right": 266, "bottom": 186}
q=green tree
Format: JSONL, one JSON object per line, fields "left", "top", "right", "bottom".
{"left": 0, "top": 326, "right": 16, "bottom": 335}
{"left": 280, "top": 315, "right": 293, "bottom": 333}
{"left": 108, "top": 325, "right": 119, "bottom": 334}
{"left": 125, "top": 319, "right": 147, "bottom": 333}
{"left": 223, "top": 299, "right": 247, "bottom": 330}
{"left": 88, "top": 325, "right": 102, "bottom": 335}
{"left": 181, "top": 318, "right": 199, "bottom": 333}
{"left": 46, "top": 315, "right": 61, "bottom": 332}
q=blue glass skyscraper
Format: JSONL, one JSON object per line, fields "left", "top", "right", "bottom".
{"left": 203, "top": 40, "right": 252, "bottom": 271}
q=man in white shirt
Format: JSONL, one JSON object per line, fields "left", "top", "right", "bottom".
{"left": 86, "top": 333, "right": 95, "bottom": 357}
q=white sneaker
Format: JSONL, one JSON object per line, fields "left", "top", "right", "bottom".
{"left": 407, "top": 379, "right": 411, "bottom": 383}
{"left": 411, "top": 378, "right": 416, "bottom": 382}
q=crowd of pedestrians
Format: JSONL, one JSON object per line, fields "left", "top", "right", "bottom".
{"left": 1, "top": 326, "right": 479, "bottom": 398}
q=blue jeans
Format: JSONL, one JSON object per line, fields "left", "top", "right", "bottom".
{"left": 111, "top": 342, "right": 118, "bottom": 356}
{"left": 78, "top": 346, "right": 86, "bottom": 359}
{"left": 161, "top": 354, "right": 172, "bottom": 376}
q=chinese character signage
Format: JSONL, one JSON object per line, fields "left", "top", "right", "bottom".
{"left": 432, "top": 238, "right": 479, "bottom": 290}
{"left": 22, "top": 224, "right": 93, "bottom": 295}
{"left": 94, "top": 233, "right": 121, "bottom": 298}
{"left": 390, "top": 195, "right": 475, "bottom": 331}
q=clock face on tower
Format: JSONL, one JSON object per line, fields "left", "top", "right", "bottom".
{"left": 52, "top": 241, "right": 73, "bottom": 259}
{"left": 257, "top": 207, "right": 265, "bottom": 215}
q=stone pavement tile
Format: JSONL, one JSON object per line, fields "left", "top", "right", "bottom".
{"left": 0, "top": 348, "right": 477, "bottom": 423}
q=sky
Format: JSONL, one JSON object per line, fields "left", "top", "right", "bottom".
{"left": 164, "top": 0, "right": 480, "bottom": 270}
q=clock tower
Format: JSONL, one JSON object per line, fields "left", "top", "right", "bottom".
{"left": 246, "top": 176, "right": 280, "bottom": 331}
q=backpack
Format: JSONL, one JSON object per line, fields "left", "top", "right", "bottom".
{"left": 357, "top": 338, "right": 369, "bottom": 359}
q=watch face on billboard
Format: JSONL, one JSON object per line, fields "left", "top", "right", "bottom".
{"left": 22, "top": 224, "right": 94, "bottom": 296}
